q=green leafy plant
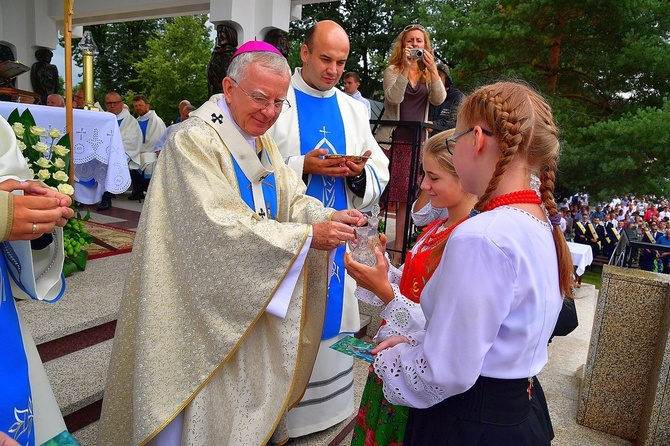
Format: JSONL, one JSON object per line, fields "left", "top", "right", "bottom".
{"left": 7, "top": 108, "right": 92, "bottom": 276}
{"left": 62, "top": 206, "right": 93, "bottom": 276}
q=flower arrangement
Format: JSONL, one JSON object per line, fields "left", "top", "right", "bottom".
{"left": 8, "top": 108, "right": 92, "bottom": 276}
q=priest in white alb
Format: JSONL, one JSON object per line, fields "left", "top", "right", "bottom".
{"left": 268, "top": 20, "right": 389, "bottom": 438}
{"left": 132, "top": 94, "right": 166, "bottom": 197}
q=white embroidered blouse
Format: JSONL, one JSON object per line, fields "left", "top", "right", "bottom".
{"left": 373, "top": 207, "right": 564, "bottom": 408}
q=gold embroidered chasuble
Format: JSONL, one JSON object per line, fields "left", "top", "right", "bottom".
{"left": 99, "top": 97, "right": 332, "bottom": 446}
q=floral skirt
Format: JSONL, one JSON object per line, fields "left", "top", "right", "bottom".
{"left": 351, "top": 369, "right": 408, "bottom": 446}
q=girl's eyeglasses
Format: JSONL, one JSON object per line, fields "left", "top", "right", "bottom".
{"left": 446, "top": 128, "right": 494, "bottom": 155}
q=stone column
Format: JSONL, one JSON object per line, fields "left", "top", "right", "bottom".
{"left": 577, "top": 265, "right": 670, "bottom": 445}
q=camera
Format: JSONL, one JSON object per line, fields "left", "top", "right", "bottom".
{"left": 408, "top": 48, "right": 424, "bottom": 59}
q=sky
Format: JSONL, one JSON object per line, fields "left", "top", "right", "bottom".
{"left": 53, "top": 41, "right": 83, "bottom": 86}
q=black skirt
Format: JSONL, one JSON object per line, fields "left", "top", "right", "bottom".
{"left": 403, "top": 375, "right": 554, "bottom": 445}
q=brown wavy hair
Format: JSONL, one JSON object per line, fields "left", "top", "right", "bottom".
{"left": 388, "top": 25, "right": 433, "bottom": 83}
{"left": 457, "top": 81, "right": 574, "bottom": 298}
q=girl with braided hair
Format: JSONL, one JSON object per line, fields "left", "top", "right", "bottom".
{"left": 371, "top": 81, "right": 574, "bottom": 445}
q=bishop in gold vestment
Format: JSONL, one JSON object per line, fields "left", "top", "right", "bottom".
{"left": 99, "top": 43, "right": 363, "bottom": 446}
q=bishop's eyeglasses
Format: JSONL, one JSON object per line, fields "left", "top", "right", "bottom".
{"left": 230, "top": 78, "right": 291, "bottom": 113}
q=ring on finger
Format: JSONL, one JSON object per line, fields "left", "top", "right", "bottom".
{"left": 32, "top": 223, "right": 37, "bottom": 234}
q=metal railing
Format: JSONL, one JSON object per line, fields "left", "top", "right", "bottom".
{"left": 371, "top": 119, "right": 445, "bottom": 263}
{"left": 610, "top": 228, "right": 670, "bottom": 268}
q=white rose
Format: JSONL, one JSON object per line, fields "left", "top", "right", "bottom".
{"left": 33, "top": 141, "right": 49, "bottom": 153}
{"left": 34, "top": 157, "right": 51, "bottom": 168}
{"left": 38, "top": 169, "right": 51, "bottom": 181}
{"left": 57, "top": 183, "right": 74, "bottom": 196}
{"left": 53, "top": 171, "right": 69, "bottom": 182}
{"left": 12, "top": 122, "right": 25, "bottom": 137}
{"left": 17, "top": 141, "right": 26, "bottom": 151}
{"left": 53, "top": 158, "right": 66, "bottom": 169}
{"left": 48, "top": 128, "right": 62, "bottom": 139}
{"left": 52, "top": 145, "right": 70, "bottom": 156}
{"left": 30, "top": 125, "right": 46, "bottom": 137}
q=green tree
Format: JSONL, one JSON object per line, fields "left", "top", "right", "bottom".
{"left": 134, "top": 15, "right": 213, "bottom": 122}
{"left": 68, "top": 20, "right": 161, "bottom": 100}
{"left": 560, "top": 101, "right": 670, "bottom": 200}
{"left": 421, "top": 0, "right": 670, "bottom": 200}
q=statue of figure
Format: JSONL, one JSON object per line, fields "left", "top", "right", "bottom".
{"left": 30, "top": 48, "right": 58, "bottom": 105}
{"left": 264, "top": 29, "right": 290, "bottom": 61}
{"left": 206, "top": 24, "right": 238, "bottom": 96}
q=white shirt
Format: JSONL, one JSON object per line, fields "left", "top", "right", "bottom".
{"left": 411, "top": 200, "right": 448, "bottom": 227}
{"left": 374, "top": 206, "right": 563, "bottom": 408}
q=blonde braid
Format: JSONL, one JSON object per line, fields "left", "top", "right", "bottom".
{"left": 460, "top": 81, "right": 575, "bottom": 298}
{"left": 540, "top": 159, "right": 574, "bottom": 298}
{"left": 473, "top": 89, "right": 525, "bottom": 212}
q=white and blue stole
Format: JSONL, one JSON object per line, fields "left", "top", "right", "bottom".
{"left": 138, "top": 120, "right": 149, "bottom": 144}
{"left": 295, "top": 90, "right": 348, "bottom": 339}
{"left": 232, "top": 147, "right": 277, "bottom": 221}
{"left": 0, "top": 247, "right": 34, "bottom": 445}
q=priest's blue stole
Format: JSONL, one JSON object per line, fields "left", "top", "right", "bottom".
{"left": 295, "top": 90, "right": 348, "bottom": 339}
{"left": 138, "top": 120, "right": 149, "bottom": 143}
{"left": 232, "top": 152, "right": 278, "bottom": 221}
{"left": 0, "top": 247, "right": 34, "bottom": 445}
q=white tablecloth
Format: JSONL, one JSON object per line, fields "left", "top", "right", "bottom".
{"left": 0, "top": 101, "right": 131, "bottom": 204}
{"left": 567, "top": 241, "right": 594, "bottom": 276}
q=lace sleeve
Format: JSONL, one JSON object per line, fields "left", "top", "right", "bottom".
{"left": 374, "top": 289, "right": 426, "bottom": 342}
{"left": 373, "top": 340, "right": 446, "bottom": 408}
{"left": 372, "top": 225, "right": 526, "bottom": 410}
{"left": 353, "top": 253, "right": 404, "bottom": 306}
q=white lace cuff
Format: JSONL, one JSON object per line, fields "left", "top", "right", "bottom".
{"left": 373, "top": 339, "right": 446, "bottom": 408}
{"left": 354, "top": 286, "right": 384, "bottom": 306}
{"left": 374, "top": 291, "right": 426, "bottom": 342}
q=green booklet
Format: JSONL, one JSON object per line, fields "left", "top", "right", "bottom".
{"left": 41, "top": 430, "right": 81, "bottom": 446}
{"left": 329, "top": 335, "right": 376, "bottom": 363}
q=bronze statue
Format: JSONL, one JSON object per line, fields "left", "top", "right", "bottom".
{"left": 264, "top": 29, "right": 290, "bottom": 61}
{"left": 30, "top": 48, "right": 59, "bottom": 105}
{"left": 206, "top": 24, "right": 238, "bottom": 96}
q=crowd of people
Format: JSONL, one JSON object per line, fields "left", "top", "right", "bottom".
{"left": 3, "top": 17, "right": 658, "bottom": 446}
{"left": 561, "top": 193, "right": 670, "bottom": 272}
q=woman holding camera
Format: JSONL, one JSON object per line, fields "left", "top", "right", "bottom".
{"left": 376, "top": 24, "right": 445, "bottom": 265}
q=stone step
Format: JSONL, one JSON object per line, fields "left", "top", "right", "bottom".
{"left": 17, "top": 253, "right": 128, "bottom": 345}
{"left": 44, "top": 339, "right": 112, "bottom": 418}
{"left": 17, "top": 254, "right": 127, "bottom": 438}
{"left": 20, "top": 251, "right": 376, "bottom": 444}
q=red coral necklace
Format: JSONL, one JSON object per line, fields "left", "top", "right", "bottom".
{"left": 485, "top": 190, "right": 541, "bottom": 211}
{"left": 421, "top": 216, "right": 468, "bottom": 249}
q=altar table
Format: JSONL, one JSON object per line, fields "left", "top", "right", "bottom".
{"left": 0, "top": 101, "right": 131, "bottom": 204}
{"left": 567, "top": 241, "right": 594, "bottom": 276}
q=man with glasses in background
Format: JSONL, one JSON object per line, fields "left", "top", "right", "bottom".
{"left": 98, "top": 40, "right": 366, "bottom": 446}
{"left": 98, "top": 92, "right": 142, "bottom": 210}
{"left": 268, "top": 20, "right": 389, "bottom": 441}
